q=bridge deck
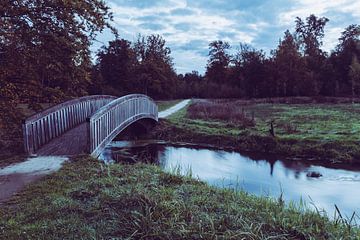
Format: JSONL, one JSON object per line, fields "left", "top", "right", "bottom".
{"left": 36, "top": 123, "right": 88, "bottom": 156}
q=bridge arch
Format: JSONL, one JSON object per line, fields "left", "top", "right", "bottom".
{"left": 87, "top": 94, "right": 158, "bottom": 157}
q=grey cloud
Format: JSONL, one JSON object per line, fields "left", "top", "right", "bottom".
{"left": 174, "top": 23, "right": 192, "bottom": 32}
{"left": 218, "top": 31, "right": 237, "bottom": 39}
{"left": 113, "top": 0, "right": 169, "bottom": 8}
{"left": 136, "top": 15, "right": 162, "bottom": 22}
{"left": 175, "top": 40, "right": 209, "bottom": 56}
{"left": 187, "top": 0, "right": 264, "bottom": 11}
{"left": 138, "top": 22, "right": 166, "bottom": 31}
{"left": 170, "top": 8, "right": 195, "bottom": 16}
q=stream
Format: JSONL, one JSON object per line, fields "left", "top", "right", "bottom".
{"left": 100, "top": 140, "right": 360, "bottom": 218}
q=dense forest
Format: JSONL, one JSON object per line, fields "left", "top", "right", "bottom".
{"left": 1, "top": 1, "right": 360, "bottom": 114}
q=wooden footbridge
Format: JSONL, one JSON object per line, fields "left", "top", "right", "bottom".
{"left": 22, "top": 94, "right": 158, "bottom": 157}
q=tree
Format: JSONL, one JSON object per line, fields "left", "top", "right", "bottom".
{"left": 205, "top": 40, "right": 231, "bottom": 83}
{"left": 273, "top": 30, "right": 305, "bottom": 96}
{"left": 349, "top": 56, "right": 360, "bottom": 101}
{"left": 0, "top": 0, "right": 115, "bottom": 103}
{"left": 233, "top": 44, "right": 267, "bottom": 97}
{"left": 295, "top": 14, "right": 329, "bottom": 57}
{"left": 133, "top": 34, "right": 177, "bottom": 99}
{"left": 0, "top": 0, "right": 115, "bottom": 153}
{"left": 295, "top": 14, "right": 329, "bottom": 95}
{"left": 332, "top": 24, "right": 360, "bottom": 95}
{"left": 337, "top": 24, "right": 360, "bottom": 52}
{"left": 96, "top": 39, "right": 137, "bottom": 95}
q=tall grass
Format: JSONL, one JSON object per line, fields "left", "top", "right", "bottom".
{"left": 187, "top": 100, "right": 256, "bottom": 127}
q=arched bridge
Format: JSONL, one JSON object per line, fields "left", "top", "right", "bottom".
{"left": 22, "top": 94, "right": 158, "bottom": 157}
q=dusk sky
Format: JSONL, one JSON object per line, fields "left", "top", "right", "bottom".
{"left": 93, "top": 0, "right": 360, "bottom": 74}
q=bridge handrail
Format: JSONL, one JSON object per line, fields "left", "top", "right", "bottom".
{"left": 88, "top": 94, "right": 158, "bottom": 156}
{"left": 23, "top": 95, "right": 117, "bottom": 154}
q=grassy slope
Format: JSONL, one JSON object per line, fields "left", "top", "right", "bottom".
{"left": 1, "top": 156, "right": 358, "bottom": 239}
{"left": 151, "top": 101, "right": 360, "bottom": 164}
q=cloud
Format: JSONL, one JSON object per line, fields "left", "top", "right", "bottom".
{"left": 173, "top": 23, "right": 192, "bottom": 32}
{"left": 94, "top": 0, "right": 360, "bottom": 74}
{"left": 170, "top": 8, "right": 195, "bottom": 16}
{"left": 138, "top": 22, "right": 166, "bottom": 31}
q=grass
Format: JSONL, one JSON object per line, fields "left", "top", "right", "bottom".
{"left": 156, "top": 99, "right": 183, "bottom": 112}
{"left": 1, "top": 156, "right": 358, "bottom": 239}
{"left": 148, "top": 99, "right": 360, "bottom": 164}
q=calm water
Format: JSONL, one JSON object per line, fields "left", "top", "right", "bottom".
{"left": 100, "top": 141, "right": 360, "bottom": 218}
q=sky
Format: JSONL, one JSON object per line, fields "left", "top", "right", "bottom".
{"left": 92, "top": 0, "right": 360, "bottom": 74}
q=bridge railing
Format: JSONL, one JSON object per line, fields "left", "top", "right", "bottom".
{"left": 23, "top": 95, "right": 117, "bottom": 154}
{"left": 88, "top": 94, "right": 158, "bottom": 157}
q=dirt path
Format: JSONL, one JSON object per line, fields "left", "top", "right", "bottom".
{"left": 0, "top": 156, "right": 68, "bottom": 203}
{"left": 158, "top": 99, "right": 190, "bottom": 118}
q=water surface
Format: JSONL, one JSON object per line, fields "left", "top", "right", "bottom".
{"left": 101, "top": 141, "right": 360, "bottom": 218}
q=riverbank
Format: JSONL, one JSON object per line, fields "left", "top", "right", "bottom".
{"left": 147, "top": 99, "right": 360, "bottom": 165}
{"left": 1, "top": 156, "right": 358, "bottom": 239}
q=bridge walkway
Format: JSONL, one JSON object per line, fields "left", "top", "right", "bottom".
{"left": 35, "top": 123, "right": 88, "bottom": 156}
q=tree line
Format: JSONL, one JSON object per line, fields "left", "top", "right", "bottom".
{"left": 93, "top": 15, "right": 360, "bottom": 100}
{"left": 184, "top": 15, "right": 360, "bottom": 99}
